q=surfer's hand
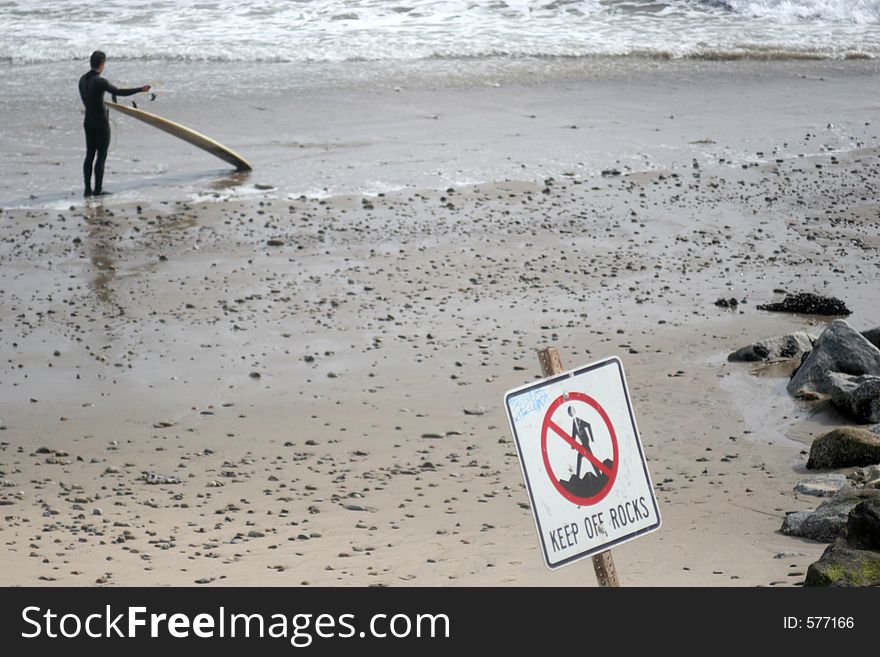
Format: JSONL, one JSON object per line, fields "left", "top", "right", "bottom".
{"left": 141, "top": 85, "right": 151, "bottom": 93}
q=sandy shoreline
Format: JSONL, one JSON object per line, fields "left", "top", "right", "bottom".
{"left": 4, "top": 57, "right": 880, "bottom": 206}
{"left": 2, "top": 61, "right": 880, "bottom": 587}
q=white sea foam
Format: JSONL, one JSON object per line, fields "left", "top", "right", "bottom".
{"left": 721, "top": 0, "right": 880, "bottom": 23}
{"left": 2, "top": 0, "right": 880, "bottom": 64}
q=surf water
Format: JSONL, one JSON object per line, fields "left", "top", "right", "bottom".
{"left": 2, "top": 1, "right": 880, "bottom": 206}
{"left": 3, "top": 0, "right": 880, "bottom": 64}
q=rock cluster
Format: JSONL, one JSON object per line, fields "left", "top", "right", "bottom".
{"left": 783, "top": 421, "right": 880, "bottom": 586}
{"left": 805, "top": 499, "right": 880, "bottom": 586}
{"left": 782, "top": 487, "right": 880, "bottom": 543}
{"left": 757, "top": 292, "right": 851, "bottom": 316}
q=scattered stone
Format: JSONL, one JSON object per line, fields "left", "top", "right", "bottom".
{"left": 714, "top": 297, "right": 738, "bottom": 309}
{"left": 727, "top": 332, "right": 815, "bottom": 362}
{"left": 344, "top": 504, "right": 371, "bottom": 512}
{"left": 463, "top": 407, "right": 486, "bottom": 416}
{"left": 848, "top": 465, "right": 880, "bottom": 489}
{"left": 773, "top": 551, "right": 808, "bottom": 559}
{"left": 757, "top": 292, "right": 851, "bottom": 316}
{"left": 141, "top": 471, "right": 181, "bottom": 485}
{"left": 806, "top": 427, "right": 880, "bottom": 469}
{"left": 247, "top": 530, "right": 265, "bottom": 538}
{"left": 795, "top": 474, "right": 849, "bottom": 497}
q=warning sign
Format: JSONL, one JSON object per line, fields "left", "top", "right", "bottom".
{"left": 505, "top": 357, "right": 660, "bottom": 570}
{"left": 541, "top": 391, "right": 619, "bottom": 506}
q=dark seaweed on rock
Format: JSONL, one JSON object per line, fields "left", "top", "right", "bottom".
{"left": 757, "top": 292, "right": 851, "bottom": 316}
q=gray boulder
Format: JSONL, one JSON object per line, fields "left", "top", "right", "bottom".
{"left": 846, "top": 498, "right": 880, "bottom": 550}
{"left": 805, "top": 499, "right": 880, "bottom": 586}
{"left": 805, "top": 541, "right": 880, "bottom": 586}
{"left": 827, "top": 373, "right": 880, "bottom": 423}
{"left": 780, "top": 486, "right": 880, "bottom": 542}
{"left": 806, "top": 427, "right": 880, "bottom": 469}
{"left": 794, "top": 474, "right": 848, "bottom": 497}
{"left": 727, "top": 332, "right": 815, "bottom": 362}
{"left": 863, "top": 327, "right": 880, "bottom": 351}
{"left": 788, "top": 320, "right": 880, "bottom": 398}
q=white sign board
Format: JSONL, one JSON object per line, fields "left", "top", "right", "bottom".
{"left": 504, "top": 356, "right": 661, "bottom": 570}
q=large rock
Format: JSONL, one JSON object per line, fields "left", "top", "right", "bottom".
{"left": 727, "top": 332, "right": 815, "bottom": 362}
{"left": 804, "top": 499, "right": 880, "bottom": 586}
{"left": 827, "top": 373, "right": 880, "bottom": 423}
{"left": 806, "top": 427, "right": 880, "bottom": 469}
{"left": 846, "top": 498, "right": 880, "bottom": 550}
{"left": 780, "top": 487, "right": 880, "bottom": 542}
{"left": 787, "top": 320, "right": 880, "bottom": 398}
{"left": 863, "top": 327, "right": 880, "bottom": 351}
{"left": 804, "top": 542, "right": 880, "bottom": 586}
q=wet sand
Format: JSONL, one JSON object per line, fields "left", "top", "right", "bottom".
{"left": 1, "top": 62, "right": 879, "bottom": 586}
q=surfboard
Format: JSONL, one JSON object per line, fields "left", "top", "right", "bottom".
{"left": 105, "top": 101, "right": 252, "bottom": 172}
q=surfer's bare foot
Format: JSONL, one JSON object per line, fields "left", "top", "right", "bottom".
{"left": 83, "top": 190, "right": 92, "bottom": 197}
{"left": 93, "top": 190, "right": 112, "bottom": 196}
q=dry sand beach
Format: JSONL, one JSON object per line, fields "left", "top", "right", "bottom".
{"left": 2, "top": 56, "right": 880, "bottom": 587}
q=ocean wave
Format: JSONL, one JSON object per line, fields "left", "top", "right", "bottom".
{"left": 2, "top": 0, "right": 880, "bottom": 65}
{"left": 711, "top": 0, "right": 880, "bottom": 23}
{"left": 2, "top": 47, "right": 876, "bottom": 66}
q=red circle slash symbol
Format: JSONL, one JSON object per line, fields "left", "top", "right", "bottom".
{"left": 540, "top": 392, "right": 619, "bottom": 506}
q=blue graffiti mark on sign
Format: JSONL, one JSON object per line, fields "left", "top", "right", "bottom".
{"left": 509, "top": 387, "right": 552, "bottom": 423}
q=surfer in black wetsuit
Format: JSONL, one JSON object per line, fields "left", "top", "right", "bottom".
{"left": 78, "top": 51, "right": 151, "bottom": 197}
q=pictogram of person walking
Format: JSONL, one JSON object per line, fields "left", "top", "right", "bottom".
{"left": 568, "top": 405, "right": 596, "bottom": 479}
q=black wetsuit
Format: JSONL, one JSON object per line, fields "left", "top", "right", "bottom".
{"left": 78, "top": 70, "right": 142, "bottom": 195}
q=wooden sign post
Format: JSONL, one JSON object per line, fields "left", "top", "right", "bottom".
{"left": 538, "top": 347, "right": 620, "bottom": 588}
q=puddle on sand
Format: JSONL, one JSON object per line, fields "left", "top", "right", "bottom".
{"left": 714, "top": 354, "right": 808, "bottom": 448}
{"left": 748, "top": 359, "right": 800, "bottom": 379}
